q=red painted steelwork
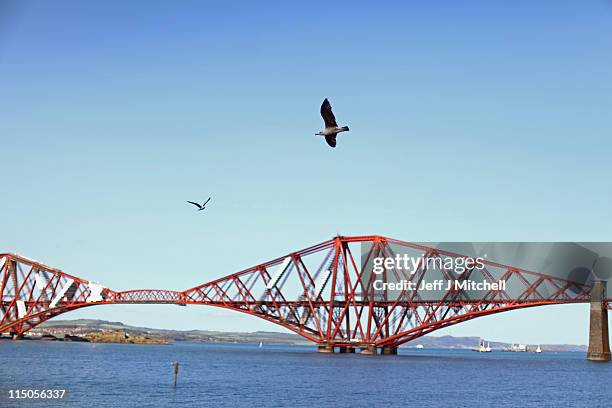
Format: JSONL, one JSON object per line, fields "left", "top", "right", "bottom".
{"left": 0, "top": 236, "right": 596, "bottom": 348}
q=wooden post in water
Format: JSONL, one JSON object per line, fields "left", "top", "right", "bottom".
{"left": 172, "top": 361, "right": 180, "bottom": 387}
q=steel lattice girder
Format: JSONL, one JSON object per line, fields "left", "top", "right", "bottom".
{"left": 0, "top": 237, "right": 596, "bottom": 344}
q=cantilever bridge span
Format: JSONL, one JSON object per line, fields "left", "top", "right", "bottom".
{"left": 1, "top": 236, "right": 610, "bottom": 360}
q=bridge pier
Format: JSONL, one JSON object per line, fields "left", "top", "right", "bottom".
{"left": 360, "top": 346, "right": 377, "bottom": 355}
{"left": 587, "top": 281, "right": 611, "bottom": 362}
{"left": 11, "top": 332, "right": 24, "bottom": 340}
{"left": 317, "top": 345, "right": 335, "bottom": 353}
{"left": 338, "top": 346, "right": 356, "bottom": 353}
{"left": 381, "top": 346, "right": 398, "bottom": 355}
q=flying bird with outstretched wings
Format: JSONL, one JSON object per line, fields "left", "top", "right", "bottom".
{"left": 187, "top": 197, "right": 211, "bottom": 211}
{"left": 316, "top": 98, "right": 350, "bottom": 148}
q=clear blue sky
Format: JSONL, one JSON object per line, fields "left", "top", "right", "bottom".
{"left": 1, "top": 1, "right": 611, "bottom": 344}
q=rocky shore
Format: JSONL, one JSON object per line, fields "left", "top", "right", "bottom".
{"left": 33, "top": 331, "right": 168, "bottom": 345}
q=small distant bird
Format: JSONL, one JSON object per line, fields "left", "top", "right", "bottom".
{"left": 187, "top": 197, "right": 211, "bottom": 211}
{"left": 316, "top": 98, "right": 350, "bottom": 148}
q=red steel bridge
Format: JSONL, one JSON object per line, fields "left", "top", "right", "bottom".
{"left": 1, "top": 236, "right": 610, "bottom": 360}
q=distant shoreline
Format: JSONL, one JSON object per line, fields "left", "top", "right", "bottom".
{"left": 0, "top": 338, "right": 589, "bottom": 356}
{"left": 4, "top": 318, "right": 586, "bottom": 352}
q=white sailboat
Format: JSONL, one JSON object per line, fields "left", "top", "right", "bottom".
{"left": 259, "top": 342, "right": 263, "bottom": 348}
{"left": 485, "top": 341, "right": 492, "bottom": 352}
{"left": 535, "top": 345, "right": 542, "bottom": 353}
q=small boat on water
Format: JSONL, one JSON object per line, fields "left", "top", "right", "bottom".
{"left": 474, "top": 338, "right": 492, "bottom": 352}
{"left": 509, "top": 344, "right": 528, "bottom": 352}
{"left": 415, "top": 344, "right": 424, "bottom": 349}
{"left": 259, "top": 342, "right": 263, "bottom": 348}
{"left": 535, "top": 345, "right": 542, "bottom": 353}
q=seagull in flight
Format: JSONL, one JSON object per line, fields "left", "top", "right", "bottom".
{"left": 316, "top": 98, "right": 350, "bottom": 148}
{"left": 187, "top": 197, "right": 211, "bottom": 211}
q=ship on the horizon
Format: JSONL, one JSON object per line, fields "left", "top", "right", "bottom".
{"left": 508, "top": 344, "right": 528, "bottom": 352}
{"left": 474, "top": 338, "right": 492, "bottom": 352}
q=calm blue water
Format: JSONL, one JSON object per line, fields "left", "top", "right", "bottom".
{"left": 1, "top": 341, "right": 611, "bottom": 408}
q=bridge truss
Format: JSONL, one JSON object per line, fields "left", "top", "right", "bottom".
{"left": 0, "top": 236, "right": 596, "bottom": 350}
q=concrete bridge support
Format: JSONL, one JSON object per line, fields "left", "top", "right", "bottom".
{"left": 360, "top": 346, "right": 377, "bottom": 355}
{"left": 317, "top": 345, "right": 335, "bottom": 353}
{"left": 338, "top": 346, "right": 356, "bottom": 353}
{"left": 381, "top": 346, "right": 398, "bottom": 355}
{"left": 587, "top": 281, "right": 611, "bottom": 362}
